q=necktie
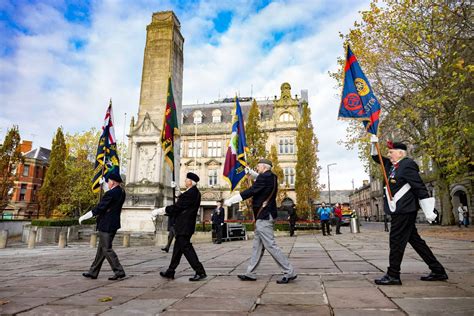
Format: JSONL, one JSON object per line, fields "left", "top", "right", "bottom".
{"left": 389, "top": 163, "right": 398, "bottom": 178}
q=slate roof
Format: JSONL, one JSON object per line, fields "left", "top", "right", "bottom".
{"left": 24, "top": 147, "right": 51, "bottom": 162}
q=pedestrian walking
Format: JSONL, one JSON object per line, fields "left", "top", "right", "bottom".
{"left": 211, "top": 200, "right": 225, "bottom": 244}
{"left": 317, "top": 203, "right": 332, "bottom": 236}
{"left": 151, "top": 172, "right": 207, "bottom": 281}
{"left": 80, "top": 173, "right": 126, "bottom": 280}
{"left": 334, "top": 203, "right": 343, "bottom": 234}
{"left": 288, "top": 205, "right": 297, "bottom": 237}
{"left": 224, "top": 158, "right": 297, "bottom": 284}
{"left": 458, "top": 204, "right": 468, "bottom": 228}
{"left": 371, "top": 136, "right": 448, "bottom": 285}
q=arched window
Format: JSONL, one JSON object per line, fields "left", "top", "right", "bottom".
{"left": 212, "top": 109, "right": 222, "bottom": 123}
{"left": 279, "top": 112, "right": 294, "bottom": 122}
{"left": 193, "top": 110, "right": 202, "bottom": 124}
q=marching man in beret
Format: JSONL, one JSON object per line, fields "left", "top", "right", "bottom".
{"left": 371, "top": 136, "right": 447, "bottom": 285}
{"left": 151, "top": 172, "right": 207, "bottom": 281}
{"left": 79, "top": 173, "right": 126, "bottom": 280}
{"left": 225, "top": 158, "right": 297, "bottom": 284}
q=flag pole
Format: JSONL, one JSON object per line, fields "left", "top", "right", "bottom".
{"left": 375, "top": 142, "right": 393, "bottom": 200}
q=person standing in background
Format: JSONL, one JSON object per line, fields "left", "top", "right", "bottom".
{"left": 211, "top": 200, "right": 225, "bottom": 244}
{"left": 334, "top": 203, "right": 343, "bottom": 235}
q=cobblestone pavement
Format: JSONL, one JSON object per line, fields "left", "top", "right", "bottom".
{"left": 1, "top": 224, "right": 473, "bottom": 315}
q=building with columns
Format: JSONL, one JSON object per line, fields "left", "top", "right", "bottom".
{"left": 179, "top": 83, "right": 306, "bottom": 222}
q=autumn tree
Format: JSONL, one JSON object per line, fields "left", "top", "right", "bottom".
{"left": 295, "top": 102, "right": 320, "bottom": 220}
{"left": 267, "top": 144, "right": 286, "bottom": 207}
{"left": 0, "top": 126, "right": 22, "bottom": 210}
{"left": 332, "top": 0, "right": 473, "bottom": 224}
{"left": 39, "top": 127, "right": 67, "bottom": 218}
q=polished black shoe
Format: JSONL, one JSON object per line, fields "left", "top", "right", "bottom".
{"left": 336, "top": 232, "right": 342, "bottom": 235}
{"left": 237, "top": 274, "right": 257, "bottom": 281}
{"left": 374, "top": 274, "right": 402, "bottom": 285}
{"left": 159, "top": 270, "right": 175, "bottom": 279}
{"left": 420, "top": 272, "right": 448, "bottom": 281}
{"left": 108, "top": 273, "right": 126, "bottom": 281}
{"left": 82, "top": 272, "right": 97, "bottom": 279}
{"left": 161, "top": 247, "right": 169, "bottom": 253}
{"left": 189, "top": 273, "right": 207, "bottom": 281}
{"left": 276, "top": 275, "right": 297, "bottom": 284}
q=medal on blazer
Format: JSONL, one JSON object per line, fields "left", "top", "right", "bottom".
{"left": 390, "top": 178, "right": 397, "bottom": 183}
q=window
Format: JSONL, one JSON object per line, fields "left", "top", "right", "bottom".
{"left": 32, "top": 185, "right": 37, "bottom": 202}
{"left": 19, "top": 184, "right": 27, "bottom": 201}
{"left": 208, "top": 141, "right": 222, "bottom": 157}
{"left": 212, "top": 109, "right": 222, "bottom": 123}
{"left": 188, "top": 141, "right": 202, "bottom": 158}
{"left": 22, "top": 165, "right": 30, "bottom": 177}
{"left": 283, "top": 168, "right": 295, "bottom": 186}
{"left": 279, "top": 112, "right": 294, "bottom": 122}
{"left": 208, "top": 169, "right": 218, "bottom": 186}
{"left": 193, "top": 110, "right": 202, "bottom": 124}
{"left": 278, "top": 137, "right": 295, "bottom": 154}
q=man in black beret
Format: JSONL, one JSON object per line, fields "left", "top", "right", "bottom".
{"left": 224, "top": 159, "right": 297, "bottom": 284}
{"left": 152, "top": 172, "right": 207, "bottom": 281}
{"left": 79, "top": 172, "right": 126, "bottom": 280}
{"left": 371, "top": 136, "right": 447, "bottom": 285}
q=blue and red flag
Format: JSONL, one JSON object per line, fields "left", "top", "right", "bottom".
{"left": 338, "top": 46, "right": 381, "bottom": 135}
{"left": 223, "top": 98, "right": 248, "bottom": 191}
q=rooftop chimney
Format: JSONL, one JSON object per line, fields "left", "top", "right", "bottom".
{"left": 20, "top": 140, "right": 32, "bottom": 153}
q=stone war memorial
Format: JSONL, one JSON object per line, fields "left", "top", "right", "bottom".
{"left": 121, "top": 11, "right": 184, "bottom": 233}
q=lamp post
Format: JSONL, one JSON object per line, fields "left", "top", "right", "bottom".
{"left": 327, "top": 163, "right": 337, "bottom": 207}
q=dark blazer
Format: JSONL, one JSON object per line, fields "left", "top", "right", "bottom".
{"left": 372, "top": 155, "right": 429, "bottom": 215}
{"left": 165, "top": 185, "right": 201, "bottom": 235}
{"left": 240, "top": 170, "right": 278, "bottom": 220}
{"left": 92, "top": 185, "right": 126, "bottom": 233}
{"left": 211, "top": 207, "right": 225, "bottom": 225}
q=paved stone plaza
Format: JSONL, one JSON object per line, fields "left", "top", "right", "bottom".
{"left": 1, "top": 223, "right": 473, "bottom": 315}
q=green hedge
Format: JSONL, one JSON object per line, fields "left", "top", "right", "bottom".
{"left": 31, "top": 218, "right": 96, "bottom": 227}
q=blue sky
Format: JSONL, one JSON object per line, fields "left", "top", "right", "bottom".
{"left": 0, "top": 0, "right": 373, "bottom": 190}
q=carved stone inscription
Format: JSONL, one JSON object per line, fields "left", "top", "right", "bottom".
{"left": 137, "top": 144, "right": 157, "bottom": 182}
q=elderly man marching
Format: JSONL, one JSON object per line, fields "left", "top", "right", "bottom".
{"left": 371, "top": 136, "right": 448, "bottom": 285}
{"left": 151, "top": 172, "right": 207, "bottom": 282}
{"left": 225, "top": 158, "right": 297, "bottom": 284}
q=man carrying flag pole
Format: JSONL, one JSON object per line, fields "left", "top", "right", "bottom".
{"left": 338, "top": 45, "right": 445, "bottom": 286}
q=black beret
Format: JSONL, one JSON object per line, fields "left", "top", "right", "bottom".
{"left": 186, "top": 172, "right": 200, "bottom": 183}
{"left": 258, "top": 158, "right": 273, "bottom": 167}
{"left": 106, "top": 172, "right": 123, "bottom": 183}
{"left": 392, "top": 142, "right": 407, "bottom": 151}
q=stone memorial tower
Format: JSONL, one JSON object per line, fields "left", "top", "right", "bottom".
{"left": 121, "top": 11, "right": 184, "bottom": 232}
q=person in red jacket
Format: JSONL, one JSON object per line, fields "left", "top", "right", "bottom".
{"left": 334, "top": 203, "right": 343, "bottom": 235}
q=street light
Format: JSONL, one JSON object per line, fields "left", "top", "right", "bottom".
{"left": 327, "top": 163, "right": 337, "bottom": 207}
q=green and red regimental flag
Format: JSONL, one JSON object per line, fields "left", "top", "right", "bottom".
{"left": 161, "top": 77, "right": 179, "bottom": 171}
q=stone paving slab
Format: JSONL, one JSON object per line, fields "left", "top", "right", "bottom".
{"left": 0, "top": 223, "right": 473, "bottom": 315}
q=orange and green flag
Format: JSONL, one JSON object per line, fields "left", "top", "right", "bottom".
{"left": 161, "top": 77, "right": 179, "bottom": 170}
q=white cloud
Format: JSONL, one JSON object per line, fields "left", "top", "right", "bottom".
{"left": 0, "top": 0, "right": 372, "bottom": 189}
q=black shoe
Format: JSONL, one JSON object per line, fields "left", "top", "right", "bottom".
{"left": 276, "top": 275, "right": 297, "bottom": 284}
{"left": 161, "top": 247, "right": 169, "bottom": 253}
{"left": 328, "top": 233, "right": 332, "bottom": 236}
{"left": 336, "top": 232, "right": 342, "bottom": 235}
{"left": 420, "top": 272, "right": 448, "bottom": 281}
{"left": 238, "top": 274, "right": 257, "bottom": 281}
{"left": 374, "top": 274, "right": 402, "bottom": 285}
{"left": 189, "top": 273, "right": 207, "bottom": 281}
{"left": 322, "top": 234, "right": 326, "bottom": 236}
{"left": 159, "top": 270, "right": 175, "bottom": 279}
{"left": 82, "top": 272, "right": 97, "bottom": 280}
{"left": 108, "top": 273, "right": 126, "bottom": 281}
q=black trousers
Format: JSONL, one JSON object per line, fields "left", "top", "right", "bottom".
{"left": 321, "top": 220, "right": 330, "bottom": 235}
{"left": 388, "top": 212, "right": 445, "bottom": 278}
{"left": 164, "top": 226, "right": 176, "bottom": 250}
{"left": 168, "top": 234, "right": 206, "bottom": 275}
{"left": 335, "top": 217, "right": 342, "bottom": 233}
{"left": 289, "top": 220, "right": 296, "bottom": 236}
{"left": 88, "top": 231, "right": 125, "bottom": 277}
{"left": 215, "top": 224, "right": 223, "bottom": 243}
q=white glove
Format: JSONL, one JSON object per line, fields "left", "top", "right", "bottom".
{"left": 245, "top": 167, "right": 258, "bottom": 179}
{"left": 170, "top": 181, "right": 177, "bottom": 188}
{"left": 151, "top": 207, "right": 166, "bottom": 217}
{"left": 370, "top": 134, "right": 378, "bottom": 143}
{"left": 419, "top": 197, "right": 436, "bottom": 223}
{"left": 370, "top": 134, "right": 378, "bottom": 156}
{"left": 79, "top": 211, "right": 93, "bottom": 224}
{"left": 224, "top": 194, "right": 243, "bottom": 206}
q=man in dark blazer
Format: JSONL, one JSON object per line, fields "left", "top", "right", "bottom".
{"left": 224, "top": 159, "right": 297, "bottom": 284}
{"left": 371, "top": 136, "right": 447, "bottom": 285}
{"left": 79, "top": 172, "right": 126, "bottom": 280}
{"left": 152, "top": 172, "right": 207, "bottom": 281}
{"left": 211, "top": 201, "right": 225, "bottom": 244}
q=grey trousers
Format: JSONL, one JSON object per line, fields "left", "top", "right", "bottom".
{"left": 88, "top": 231, "right": 125, "bottom": 277}
{"left": 245, "top": 218, "right": 296, "bottom": 278}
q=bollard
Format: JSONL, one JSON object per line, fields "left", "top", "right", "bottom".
{"left": 350, "top": 217, "right": 360, "bottom": 233}
{"left": 58, "top": 231, "right": 67, "bottom": 248}
{"left": 123, "top": 233, "right": 130, "bottom": 247}
{"left": 90, "top": 232, "right": 97, "bottom": 248}
{"left": 0, "top": 230, "right": 8, "bottom": 249}
{"left": 28, "top": 229, "right": 37, "bottom": 249}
